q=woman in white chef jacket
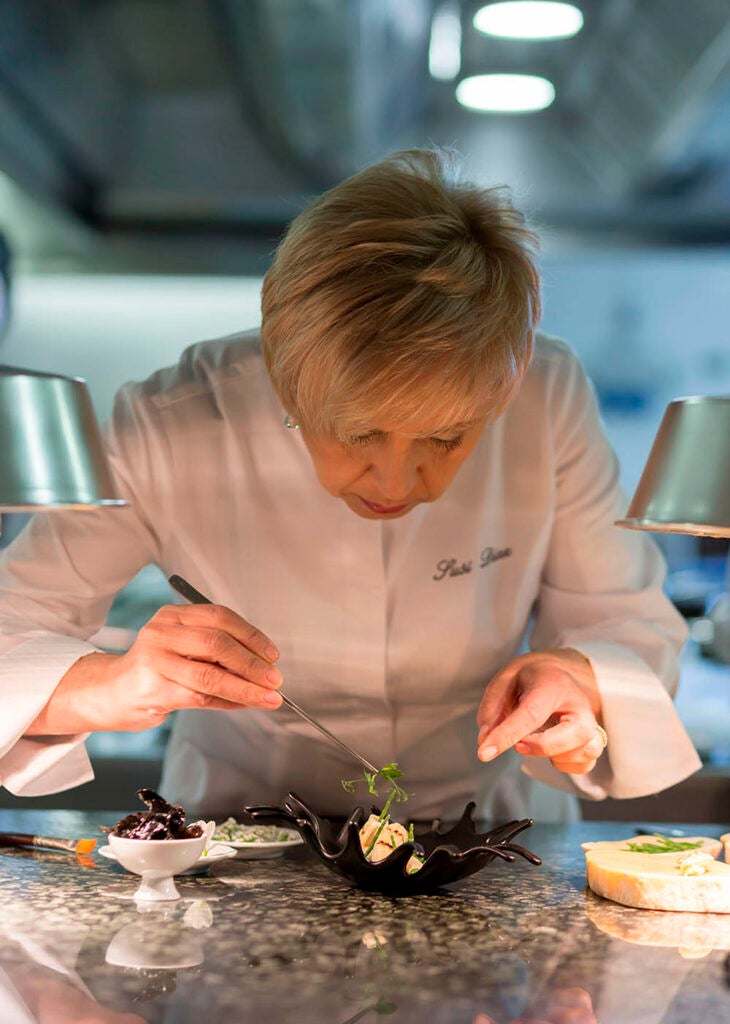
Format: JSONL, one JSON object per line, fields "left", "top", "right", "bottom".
{"left": 0, "top": 149, "right": 700, "bottom": 821}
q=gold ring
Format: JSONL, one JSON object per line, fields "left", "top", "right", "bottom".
{"left": 595, "top": 724, "right": 608, "bottom": 750}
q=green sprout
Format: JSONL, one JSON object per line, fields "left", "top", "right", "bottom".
{"left": 625, "top": 833, "right": 704, "bottom": 854}
{"left": 342, "top": 761, "right": 415, "bottom": 861}
{"left": 341, "top": 762, "right": 409, "bottom": 822}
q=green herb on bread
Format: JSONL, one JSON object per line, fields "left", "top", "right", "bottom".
{"left": 625, "top": 833, "right": 704, "bottom": 854}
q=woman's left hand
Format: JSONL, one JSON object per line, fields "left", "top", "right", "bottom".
{"left": 476, "top": 648, "right": 607, "bottom": 775}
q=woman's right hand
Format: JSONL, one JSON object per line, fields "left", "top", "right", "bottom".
{"left": 27, "top": 602, "right": 283, "bottom": 735}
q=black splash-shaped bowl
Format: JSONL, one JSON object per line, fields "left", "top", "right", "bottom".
{"left": 241, "top": 792, "right": 541, "bottom": 896}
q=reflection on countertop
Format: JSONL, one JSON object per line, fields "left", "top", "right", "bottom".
{"left": 0, "top": 811, "right": 729, "bottom": 1023}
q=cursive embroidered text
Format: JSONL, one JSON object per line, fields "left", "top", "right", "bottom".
{"left": 433, "top": 546, "right": 512, "bottom": 581}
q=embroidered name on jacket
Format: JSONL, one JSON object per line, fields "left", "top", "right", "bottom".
{"left": 432, "top": 546, "right": 512, "bottom": 581}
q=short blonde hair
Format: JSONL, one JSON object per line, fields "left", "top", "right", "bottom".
{"left": 261, "top": 148, "right": 540, "bottom": 440}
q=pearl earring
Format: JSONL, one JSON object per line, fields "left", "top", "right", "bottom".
{"left": 283, "top": 414, "right": 300, "bottom": 430}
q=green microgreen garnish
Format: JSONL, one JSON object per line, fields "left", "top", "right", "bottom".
{"left": 341, "top": 762, "right": 409, "bottom": 822}
{"left": 342, "top": 761, "right": 420, "bottom": 867}
{"left": 625, "top": 833, "right": 703, "bottom": 854}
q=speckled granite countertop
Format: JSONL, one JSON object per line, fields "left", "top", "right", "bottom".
{"left": 1, "top": 810, "right": 729, "bottom": 1024}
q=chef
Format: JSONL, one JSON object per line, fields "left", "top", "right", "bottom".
{"left": 0, "top": 149, "right": 700, "bottom": 821}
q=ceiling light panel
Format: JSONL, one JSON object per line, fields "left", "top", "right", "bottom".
{"left": 429, "top": 1, "right": 462, "bottom": 81}
{"left": 456, "top": 73, "right": 556, "bottom": 112}
{"left": 473, "top": 2, "right": 584, "bottom": 41}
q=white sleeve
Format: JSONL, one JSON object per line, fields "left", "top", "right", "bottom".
{"left": 0, "top": 382, "right": 167, "bottom": 795}
{"left": 522, "top": 347, "right": 701, "bottom": 800}
{"left": 0, "top": 634, "right": 96, "bottom": 795}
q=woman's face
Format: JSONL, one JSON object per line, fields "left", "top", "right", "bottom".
{"left": 300, "top": 416, "right": 488, "bottom": 519}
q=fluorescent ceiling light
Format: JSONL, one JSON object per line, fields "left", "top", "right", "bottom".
{"left": 456, "top": 73, "right": 555, "bottom": 113}
{"left": 473, "top": 1, "right": 583, "bottom": 40}
{"left": 429, "top": 1, "right": 462, "bottom": 81}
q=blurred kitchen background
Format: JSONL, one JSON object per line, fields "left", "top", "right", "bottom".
{"left": 1, "top": 0, "right": 730, "bottom": 817}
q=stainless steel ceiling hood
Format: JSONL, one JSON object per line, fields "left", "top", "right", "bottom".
{"left": 0, "top": 0, "right": 729, "bottom": 274}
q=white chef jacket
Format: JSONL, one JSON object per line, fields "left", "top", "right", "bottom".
{"left": 0, "top": 331, "right": 701, "bottom": 820}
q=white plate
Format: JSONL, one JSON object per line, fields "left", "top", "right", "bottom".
{"left": 211, "top": 824, "right": 304, "bottom": 859}
{"left": 98, "top": 841, "right": 238, "bottom": 875}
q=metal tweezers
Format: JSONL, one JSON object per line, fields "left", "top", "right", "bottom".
{"left": 168, "top": 574, "right": 379, "bottom": 776}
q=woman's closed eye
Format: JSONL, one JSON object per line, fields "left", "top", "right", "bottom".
{"left": 346, "top": 431, "right": 464, "bottom": 453}
{"left": 430, "top": 434, "right": 464, "bottom": 452}
{"left": 347, "top": 430, "right": 388, "bottom": 447}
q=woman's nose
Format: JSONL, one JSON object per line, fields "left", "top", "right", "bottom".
{"left": 368, "top": 442, "right": 420, "bottom": 500}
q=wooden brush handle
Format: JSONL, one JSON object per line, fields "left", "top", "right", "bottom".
{"left": 0, "top": 832, "right": 75, "bottom": 852}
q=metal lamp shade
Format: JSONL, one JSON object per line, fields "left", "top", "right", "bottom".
{"left": 0, "top": 365, "right": 128, "bottom": 510}
{"left": 617, "top": 396, "right": 730, "bottom": 538}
